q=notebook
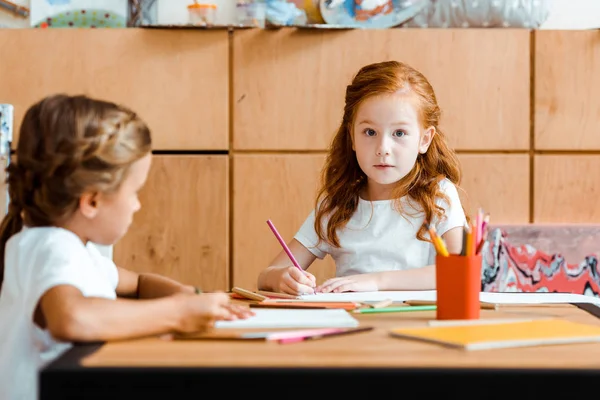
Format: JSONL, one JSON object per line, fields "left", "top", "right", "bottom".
{"left": 389, "top": 319, "right": 600, "bottom": 351}
{"left": 214, "top": 308, "right": 360, "bottom": 329}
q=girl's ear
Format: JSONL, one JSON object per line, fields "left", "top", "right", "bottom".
{"left": 419, "top": 126, "right": 436, "bottom": 154}
{"left": 79, "top": 192, "right": 99, "bottom": 219}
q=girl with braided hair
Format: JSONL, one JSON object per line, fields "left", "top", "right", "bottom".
{"left": 0, "top": 94, "right": 252, "bottom": 400}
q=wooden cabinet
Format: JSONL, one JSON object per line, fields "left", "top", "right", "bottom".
{"left": 6, "top": 28, "right": 600, "bottom": 292}
{"left": 114, "top": 155, "right": 229, "bottom": 291}
{"left": 534, "top": 155, "right": 600, "bottom": 223}
{"left": 535, "top": 31, "right": 600, "bottom": 150}
{"left": 232, "top": 154, "right": 336, "bottom": 289}
{"left": 233, "top": 29, "right": 530, "bottom": 151}
{"left": 532, "top": 31, "right": 600, "bottom": 221}
{"left": 458, "top": 154, "right": 530, "bottom": 223}
{"left": 0, "top": 29, "right": 229, "bottom": 151}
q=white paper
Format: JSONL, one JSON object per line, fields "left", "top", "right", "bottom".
{"left": 214, "top": 309, "right": 359, "bottom": 329}
{"left": 299, "top": 290, "right": 437, "bottom": 302}
{"left": 299, "top": 291, "right": 600, "bottom": 306}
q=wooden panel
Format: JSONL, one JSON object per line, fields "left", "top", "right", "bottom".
{"left": 114, "top": 155, "right": 228, "bottom": 291}
{"left": 232, "top": 154, "right": 335, "bottom": 289}
{"left": 534, "top": 155, "right": 600, "bottom": 223}
{"left": 457, "top": 154, "right": 530, "bottom": 223}
{"left": 0, "top": 29, "right": 228, "bottom": 150}
{"left": 233, "top": 29, "right": 529, "bottom": 151}
{"left": 535, "top": 31, "right": 600, "bottom": 150}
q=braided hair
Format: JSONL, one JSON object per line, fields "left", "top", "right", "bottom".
{"left": 0, "top": 94, "right": 151, "bottom": 289}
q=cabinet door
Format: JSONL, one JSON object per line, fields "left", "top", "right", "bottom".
{"left": 0, "top": 29, "right": 229, "bottom": 151}
{"left": 233, "top": 29, "right": 529, "bottom": 151}
{"left": 232, "top": 154, "right": 336, "bottom": 290}
{"left": 458, "top": 154, "right": 530, "bottom": 223}
{"left": 535, "top": 31, "right": 600, "bottom": 150}
{"left": 534, "top": 155, "right": 600, "bottom": 222}
{"left": 114, "top": 155, "right": 228, "bottom": 291}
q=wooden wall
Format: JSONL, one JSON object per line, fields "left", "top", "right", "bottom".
{"left": 0, "top": 28, "right": 597, "bottom": 292}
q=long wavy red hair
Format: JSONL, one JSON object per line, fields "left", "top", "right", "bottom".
{"left": 314, "top": 60, "right": 464, "bottom": 247}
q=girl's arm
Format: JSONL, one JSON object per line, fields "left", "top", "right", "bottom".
{"left": 116, "top": 267, "right": 196, "bottom": 299}
{"left": 39, "top": 285, "right": 247, "bottom": 342}
{"left": 319, "top": 227, "right": 465, "bottom": 292}
{"left": 375, "top": 225, "right": 465, "bottom": 290}
{"left": 257, "top": 239, "right": 317, "bottom": 293}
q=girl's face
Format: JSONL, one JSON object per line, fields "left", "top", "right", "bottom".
{"left": 352, "top": 92, "right": 434, "bottom": 201}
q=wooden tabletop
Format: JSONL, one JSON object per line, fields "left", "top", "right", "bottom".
{"left": 78, "top": 303, "right": 600, "bottom": 370}
{"left": 40, "top": 302, "right": 600, "bottom": 399}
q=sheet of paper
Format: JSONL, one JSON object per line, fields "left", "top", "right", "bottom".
{"left": 299, "top": 291, "right": 600, "bottom": 306}
{"left": 214, "top": 308, "right": 359, "bottom": 329}
{"left": 299, "top": 291, "right": 437, "bottom": 302}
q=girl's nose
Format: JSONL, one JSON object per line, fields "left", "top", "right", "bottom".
{"left": 376, "top": 138, "right": 391, "bottom": 156}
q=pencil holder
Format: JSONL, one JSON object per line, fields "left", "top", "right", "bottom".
{"left": 435, "top": 254, "right": 482, "bottom": 320}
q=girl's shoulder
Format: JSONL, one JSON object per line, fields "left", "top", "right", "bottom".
{"left": 437, "top": 177, "right": 458, "bottom": 192}
{"left": 9, "top": 226, "right": 86, "bottom": 254}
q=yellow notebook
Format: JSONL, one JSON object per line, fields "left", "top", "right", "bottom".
{"left": 389, "top": 319, "right": 600, "bottom": 351}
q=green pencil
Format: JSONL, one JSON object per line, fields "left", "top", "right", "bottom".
{"left": 353, "top": 305, "right": 437, "bottom": 314}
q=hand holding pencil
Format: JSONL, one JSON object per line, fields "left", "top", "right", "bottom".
{"left": 265, "top": 219, "right": 317, "bottom": 295}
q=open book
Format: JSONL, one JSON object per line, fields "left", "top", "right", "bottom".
{"left": 389, "top": 319, "right": 600, "bottom": 351}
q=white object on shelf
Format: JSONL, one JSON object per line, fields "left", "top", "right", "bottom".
{"left": 157, "top": 0, "right": 235, "bottom": 25}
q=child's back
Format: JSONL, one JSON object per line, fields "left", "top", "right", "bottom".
{"left": 0, "top": 226, "right": 118, "bottom": 399}
{"left": 0, "top": 94, "right": 252, "bottom": 399}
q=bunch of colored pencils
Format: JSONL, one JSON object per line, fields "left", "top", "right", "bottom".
{"left": 425, "top": 208, "right": 490, "bottom": 257}
{"left": 461, "top": 208, "right": 489, "bottom": 256}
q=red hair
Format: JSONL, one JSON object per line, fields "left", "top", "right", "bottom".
{"left": 314, "top": 60, "right": 464, "bottom": 247}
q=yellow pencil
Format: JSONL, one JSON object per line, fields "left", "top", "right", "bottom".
{"left": 425, "top": 223, "right": 449, "bottom": 257}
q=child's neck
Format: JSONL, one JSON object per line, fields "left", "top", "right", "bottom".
{"left": 360, "top": 186, "right": 395, "bottom": 202}
{"left": 55, "top": 213, "right": 90, "bottom": 245}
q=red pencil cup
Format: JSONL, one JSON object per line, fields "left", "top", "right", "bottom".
{"left": 435, "top": 254, "right": 482, "bottom": 320}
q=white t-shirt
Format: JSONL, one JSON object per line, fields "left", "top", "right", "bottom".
{"left": 295, "top": 179, "right": 466, "bottom": 277}
{"left": 0, "top": 226, "right": 118, "bottom": 400}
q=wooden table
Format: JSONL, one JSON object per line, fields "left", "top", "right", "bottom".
{"left": 40, "top": 302, "right": 600, "bottom": 399}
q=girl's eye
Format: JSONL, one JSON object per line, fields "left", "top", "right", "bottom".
{"left": 393, "top": 130, "right": 406, "bottom": 137}
{"left": 364, "top": 128, "right": 376, "bottom": 137}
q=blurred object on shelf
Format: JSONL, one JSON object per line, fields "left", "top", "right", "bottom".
{"left": 286, "top": 0, "right": 323, "bottom": 23}
{"left": 319, "top": 0, "right": 428, "bottom": 28}
{"left": 0, "top": 0, "right": 28, "bottom": 27}
{"left": 128, "top": 0, "right": 158, "bottom": 26}
{"left": 0, "top": 104, "right": 13, "bottom": 216}
{"left": 399, "top": 0, "right": 553, "bottom": 28}
{"left": 236, "top": 0, "right": 266, "bottom": 27}
{"left": 539, "top": 0, "right": 600, "bottom": 29}
{"left": 0, "top": 0, "right": 29, "bottom": 17}
{"left": 187, "top": 0, "right": 216, "bottom": 25}
{"left": 30, "top": 0, "right": 128, "bottom": 28}
{"left": 266, "top": 0, "right": 307, "bottom": 25}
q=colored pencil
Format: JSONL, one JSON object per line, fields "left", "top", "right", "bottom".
{"left": 353, "top": 305, "right": 437, "bottom": 314}
{"left": 266, "top": 219, "right": 303, "bottom": 271}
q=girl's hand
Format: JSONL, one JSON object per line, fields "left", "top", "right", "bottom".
{"left": 271, "top": 266, "right": 317, "bottom": 295}
{"left": 317, "top": 274, "right": 378, "bottom": 293}
{"left": 175, "top": 292, "right": 254, "bottom": 334}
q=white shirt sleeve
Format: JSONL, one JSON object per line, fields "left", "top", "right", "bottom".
{"left": 86, "top": 242, "right": 119, "bottom": 290}
{"left": 434, "top": 179, "right": 467, "bottom": 236}
{"left": 294, "top": 209, "right": 329, "bottom": 259}
{"left": 29, "top": 232, "right": 95, "bottom": 314}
